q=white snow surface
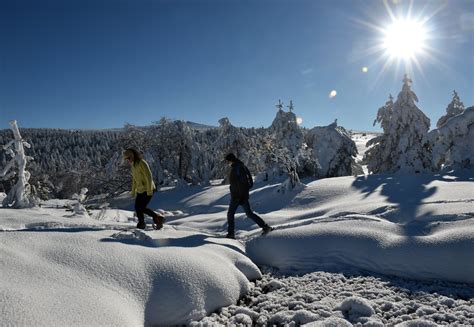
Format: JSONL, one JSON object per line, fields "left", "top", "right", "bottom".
{"left": 1, "top": 167, "right": 474, "bottom": 325}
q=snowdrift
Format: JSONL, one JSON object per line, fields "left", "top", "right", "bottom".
{"left": 247, "top": 216, "right": 474, "bottom": 283}
{"left": 0, "top": 216, "right": 261, "bottom": 326}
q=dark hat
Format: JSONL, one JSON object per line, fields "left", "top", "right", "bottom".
{"left": 225, "top": 153, "right": 237, "bottom": 162}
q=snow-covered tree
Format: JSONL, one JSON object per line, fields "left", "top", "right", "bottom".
{"left": 150, "top": 119, "right": 208, "bottom": 185}
{"left": 364, "top": 75, "right": 433, "bottom": 174}
{"left": 430, "top": 106, "right": 474, "bottom": 169}
{"left": 436, "top": 90, "right": 465, "bottom": 128}
{"left": 306, "top": 120, "right": 361, "bottom": 177}
{"left": 213, "top": 117, "right": 250, "bottom": 180}
{"left": 71, "top": 188, "right": 89, "bottom": 217}
{"left": 261, "top": 101, "right": 314, "bottom": 189}
{"left": 269, "top": 104, "right": 304, "bottom": 156}
{"left": 363, "top": 95, "right": 394, "bottom": 173}
{"left": 1, "top": 120, "right": 38, "bottom": 208}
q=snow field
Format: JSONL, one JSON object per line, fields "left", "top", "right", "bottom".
{"left": 1, "top": 167, "right": 473, "bottom": 325}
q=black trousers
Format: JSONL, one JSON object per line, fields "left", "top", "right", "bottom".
{"left": 227, "top": 198, "right": 267, "bottom": 234}
{"left": 135, "top": 192, "right": 155, "bottom": 222}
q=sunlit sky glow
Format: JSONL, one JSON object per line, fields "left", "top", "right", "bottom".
{"left": 383, "top": 18, "right": 428, "bottom": 60}
{"left": 1, "top": 0, "right": 473, "bottom": 131}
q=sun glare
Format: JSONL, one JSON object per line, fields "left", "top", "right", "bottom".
{"left": 352, "top": 1, "right": 444, "bottom": 84}
{"left": 382, "top": 18, "right": 427, "bottom": 61}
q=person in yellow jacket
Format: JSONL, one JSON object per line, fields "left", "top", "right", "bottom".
{"left": 123, "top": 148, "right": 164, "bottom": 230}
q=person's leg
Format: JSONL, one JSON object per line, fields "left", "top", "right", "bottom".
{"left": 227, "top": 198, "right": 240, "bottom": 237}
{"left": 138, "top": 194, "right": 165, "bottom": 229}
{"left": 141, "top": 195, "right": 154, "bottom": 217}
{"left": 241, "top": 199, "right": 269, "bottom": 229}
{"left": 135, "top": 193, "right": 148, "bottom": 228}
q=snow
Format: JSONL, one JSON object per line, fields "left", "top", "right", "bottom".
{"left": 247, "top": 216, "right": 474, "bottom": 283}
{"left": 1, "top": 164, "right": 473, "bottom": 324}
{"left": 336, "top": 296, "right": 376, "bottom": 317}
{"left": 1, "top": 210, "right": 261, "bottom": 325}
{"left": 196, "top": 269, "right": 474, "bottom": 325}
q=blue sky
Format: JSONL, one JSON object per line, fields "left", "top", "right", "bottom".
{"left": 1, "top": 0, "right": 473, "bottom": 131}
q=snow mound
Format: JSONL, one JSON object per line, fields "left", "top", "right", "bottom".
{"left": 247, "top": 217, "right": 474, "bottom": 284}
{"left": 395, "top": 319, "right": 439, "bottom": 327}
{"left": 303, "top": 317, "right": 353, "bottom": 327}
{"left": 1, "top": 214, "right": 262, "bottom": 325}
{"left": 336, "top": 296, "right": 375, "bottom": 317}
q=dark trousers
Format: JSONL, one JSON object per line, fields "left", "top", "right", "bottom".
{"left": 227, "top": 198, "right": 267, "bottom": 234}
{"left": 135, "top": 192, "right": 155, "bottom": 223}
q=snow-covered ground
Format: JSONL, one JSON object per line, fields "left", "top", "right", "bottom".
{"left": 351, "top": 131, "right": 379, "bottom": 174}
{"left": 1, "top": 166, "right": 473, "bottom": 325}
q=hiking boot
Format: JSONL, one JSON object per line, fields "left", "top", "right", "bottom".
{"left": 226, "top": 233, "right": 235, "bottom": 239}
{"left": 262, "top": 225, "right": 273, "bottom": 235}
{"left": 136, "top": 221, "right": 146, "bottom": 230}
{"left": 152, "top": 213, "right": 165, "bottom": 230}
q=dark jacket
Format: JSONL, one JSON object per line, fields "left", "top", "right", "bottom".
{"left": 229, "top": 160, "right": 253, "bottom": 200}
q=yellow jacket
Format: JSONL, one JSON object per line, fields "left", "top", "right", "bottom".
{"left": 131, "top": 159, "right": 156, "bottom": 196}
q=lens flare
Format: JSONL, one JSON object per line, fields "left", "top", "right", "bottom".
{"left": 329, "top": 90, "right": 337, "bottom": 98}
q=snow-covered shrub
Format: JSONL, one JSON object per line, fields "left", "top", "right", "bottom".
{"left": 436, "top": 90, "right": 465, "bottom": 128}
{"left": 364, "top": 75, "right": 433, "bottom": 174}
{"left": 70, "top": 188, "right": 89, "bottom": 217}
{"left": 1, "top": 120, "right": 38, "bottom": 208}
{"left": 305, "top": 120, "right": 361, "bottom": 177}
{"left": 430, "top": 106, "right": 474, "bottom": 169}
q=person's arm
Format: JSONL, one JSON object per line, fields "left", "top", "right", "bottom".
{"left": 131, "top": 169, "right": 137, "bottom": 196}
{"left": 244, "top": 166, "right": 253, "bottom": 188}
{"left": 140, "top": 160, "right": 154, "bottom": 196}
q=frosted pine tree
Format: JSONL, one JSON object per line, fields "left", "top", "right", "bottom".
{"left": 430, "top": 106, "right": 474, "bottom": 169}
{"left": 306, "top": 120, "right": 361, "bottom": 177}
{"left": 1, "top": 120, "right": 38, "bottom": 208}
{"left": 364, "top": 75, "right": 432, "bottom": 174}
{"left": 363, "top": 95, "right": 394, "bottom": 173}
{"left": 269, "top": 101, "right": 304, "bottom": 156}
{"left": 263, "top": 100, "right": 309, "bottom": 188}
{"left": 436, "top": 90, "right": 465, "bottom": 128}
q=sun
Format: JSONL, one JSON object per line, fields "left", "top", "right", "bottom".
{"left": 382, "top": 18, "right": 427, "bottom": 61}
{"left": 351, "top": 1, "right": 442, "bottom": 81}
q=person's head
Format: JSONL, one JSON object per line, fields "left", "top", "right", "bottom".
{"left": 225, "top": 153, "right": 237, "bottom": 165}
{"left": 123, "top": 148, "right": 142, "bottom": 165}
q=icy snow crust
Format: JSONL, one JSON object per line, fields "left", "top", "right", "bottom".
{"left": 196, "top": 270, "right": 474, "bottom": 326}
{"left": 1, "top": 166, "right": 474, "bottom": 325}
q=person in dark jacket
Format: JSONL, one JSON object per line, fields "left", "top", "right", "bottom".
{"left": 225, "top": 153, "right": 272, "bottom": 239}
